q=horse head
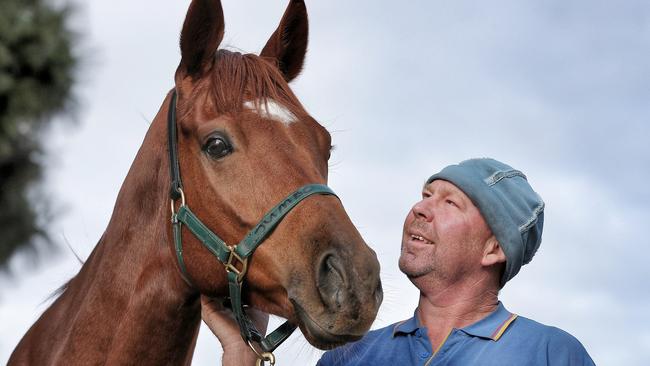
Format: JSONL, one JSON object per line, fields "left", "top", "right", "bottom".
{"left": 170, "top": 0, "right": 382, "bottom": 349}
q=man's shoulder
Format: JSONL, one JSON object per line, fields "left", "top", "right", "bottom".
{"left": 366, "top": 320, "right": 405, "bottom": 338}
{"left": 506, "top": 314, "right": 594, "bottom": 364}
{"left": 316, "top": 320, "right": 411, "bottom": 366}
{"left": 511, "top": 315, "right": 583, "bottom": 343}
{"left": 330, "top": 319, "right": 405, "bottom": 350}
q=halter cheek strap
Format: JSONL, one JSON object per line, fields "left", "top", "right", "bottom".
{"left": 167, "top": 90, "right": 338, "bottom": 362}
{"left": 168, "top": 90, "right": 183, "bottom": 201}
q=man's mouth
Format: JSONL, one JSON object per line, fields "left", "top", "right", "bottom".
{"left": 409, "top": 234, "right": 433, "bottom": 245}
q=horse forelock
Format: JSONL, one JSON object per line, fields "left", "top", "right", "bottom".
{"left": 201, "top": 49, "right": 305, "bottom": 118}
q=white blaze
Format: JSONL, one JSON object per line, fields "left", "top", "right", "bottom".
{"left": 243, "top": 99, "right": 298, "bottom": 125}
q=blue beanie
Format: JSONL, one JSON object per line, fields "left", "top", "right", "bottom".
{"left": 427, "top": 158, "right": 545, "bottom": 286}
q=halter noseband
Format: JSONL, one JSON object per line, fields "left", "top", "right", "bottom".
{"left": 167, "top": 90, "right": 337, "bottom": 363}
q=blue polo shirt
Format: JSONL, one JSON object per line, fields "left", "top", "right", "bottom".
{"left": 317, "top": 302, "right": 595, "bottom": 366}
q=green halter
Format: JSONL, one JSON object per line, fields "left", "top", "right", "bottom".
{"left": 167, "top": 90, "right": 337, "bottom": 363}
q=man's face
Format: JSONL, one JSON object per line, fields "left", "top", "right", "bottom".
{"left": 399, "top": 179, "right": 493, "bottom": 283}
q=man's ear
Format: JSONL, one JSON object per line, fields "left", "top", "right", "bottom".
{"left": 481, "top": 236, "right": 506, "bottom": 267}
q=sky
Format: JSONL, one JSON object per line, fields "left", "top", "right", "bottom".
{"left": 2, "top": 0, "right": 649, "bottom": 364}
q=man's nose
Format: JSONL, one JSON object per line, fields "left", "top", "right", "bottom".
{"left": 412, "top": 199, "right": 434, "bottom": 221}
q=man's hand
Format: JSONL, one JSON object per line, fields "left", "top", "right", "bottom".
{"left": 201, "top": 295, "right": 270, "bottom": 365}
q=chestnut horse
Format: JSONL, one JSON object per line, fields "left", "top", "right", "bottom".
{"left": 9, "top": 0, "right": 382, "bottom": 364}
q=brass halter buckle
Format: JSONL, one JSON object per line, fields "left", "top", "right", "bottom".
{"left": 226, "top": 246, "right": 249, "bottom": 283}
{"left": 248, "top": 340, "right": 276, "bottom": 366}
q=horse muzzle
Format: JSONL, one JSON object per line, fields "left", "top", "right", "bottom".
{"left": 288, "top": 249, "right": 383, "bottom": 350}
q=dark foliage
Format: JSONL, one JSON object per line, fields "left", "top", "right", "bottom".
{"left": 0, "top": 0, "right": 77, "bottom": 269}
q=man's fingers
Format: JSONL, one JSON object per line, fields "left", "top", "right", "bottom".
{"left": 200, "top": 295, "right": 271, "bottom": 346}
{"left": 200, "top": 295, "right": 227, "bottom": 315}
{"left": 200, "top": 295, "right": 241, "bottom": 342}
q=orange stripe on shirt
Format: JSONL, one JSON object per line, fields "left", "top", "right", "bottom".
{"left": 491, "top": 314, "right": 518, "bottom": 340}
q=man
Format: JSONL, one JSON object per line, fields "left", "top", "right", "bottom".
{"left": 203, "top": 158, "right": 595, "bottom": 365}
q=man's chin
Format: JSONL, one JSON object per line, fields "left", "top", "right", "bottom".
{"left": 398, "top": 260, "right": 432, "bottom": 279}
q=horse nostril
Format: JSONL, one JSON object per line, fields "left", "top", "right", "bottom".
{"left": 317, "top": 254, "right": 348, "bottom": 310}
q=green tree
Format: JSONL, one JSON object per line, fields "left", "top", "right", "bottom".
{"left": 0, "top": 0, "right": 77, "bottom": 269}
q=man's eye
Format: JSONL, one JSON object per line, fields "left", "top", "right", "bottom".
{"left": 204, "top": 136, "right": 232, "bottom": 159}
{"left": 446, "top": 199, "right": 458, "bottom": 207}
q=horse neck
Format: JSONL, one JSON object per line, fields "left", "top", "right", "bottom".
{"left": 19, "top": 96, "right": 202, "bottom": 365}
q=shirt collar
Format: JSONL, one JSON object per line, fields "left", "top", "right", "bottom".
{"left": 392, "top": 309, "right": 421, "bottom": 337}
{"left": 459, "top": 302, "right": 518, "bottom": 341}
{"left": 392, "top": 302, "right": 518, "bottom": 341}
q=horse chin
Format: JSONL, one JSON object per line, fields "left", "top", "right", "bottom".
{"left": 290, "top": 299, "right": 364, "bottom": 350}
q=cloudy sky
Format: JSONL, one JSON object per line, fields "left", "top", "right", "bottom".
{"left": 2, "top": 0, "right": 649, "bottom": 364}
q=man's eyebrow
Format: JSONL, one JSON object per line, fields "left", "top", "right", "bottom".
{"left": 424, "top": 183, "right": 465, "bottom": 200}
{"left": 437, "top": 186, "right": 467, "bottom": 204}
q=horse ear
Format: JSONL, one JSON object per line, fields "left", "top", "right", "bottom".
{"left": 177, "top": 0, "right": 225, "bottom": 79}
{"left": 260, "top": 0, "right": 308, "bottom": 82}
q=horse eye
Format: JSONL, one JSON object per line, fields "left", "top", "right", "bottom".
{"left": 204, "top": 136, "right": 232, "bottom": 159}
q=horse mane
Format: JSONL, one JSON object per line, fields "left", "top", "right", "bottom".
{"left": 42, "top": 236, "right": 89, "bottom": 305}
{"left": 41, "top": 278, "right": 74, "bottom": 306}
{"left": 180, "top": 49, "right": 306, "bottom": 117}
